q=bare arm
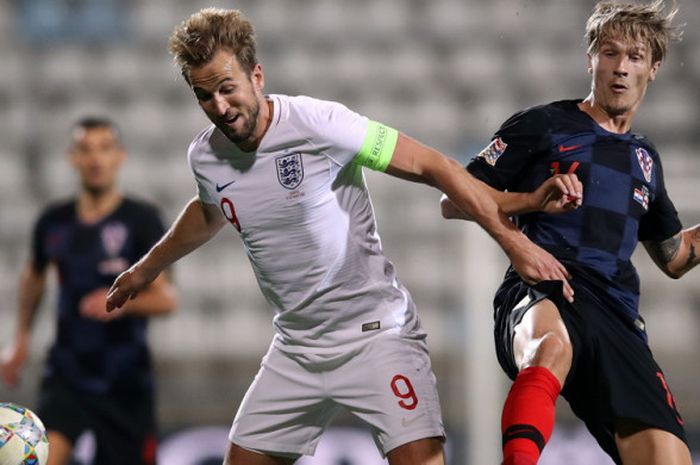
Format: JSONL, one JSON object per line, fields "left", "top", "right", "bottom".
{"left": 643, "top": 224, "right": 700, "bottom": 279}
{"left": 1, "top": 265, "right": 47, "bottom": 387}
{"left": 80, "top": 272, "right": 177, "bottom": 321}
{"left": 106, "top": 197, "right": 226, "bottom": 311}
{"left": 385, "top": 133, "right": 575, "bottom": 300}
{"left": 441, "top": 174, "right": 582, "bottom": 220}
{"left": 120, "top": 272, "right": 177, "bottom": 316}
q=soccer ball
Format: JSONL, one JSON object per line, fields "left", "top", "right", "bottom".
{"left": 0, "top": 403, "right": 49, "bottom": 465}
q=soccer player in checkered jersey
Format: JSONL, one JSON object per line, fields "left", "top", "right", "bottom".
{"left": 442, "top": 1, "right": 698, "bottom": 464}
{"left": 104, "top": 8, "right": 583, "bottom": 465}
{"left": 1, "top": 117, "right": 177, "bottom": 465}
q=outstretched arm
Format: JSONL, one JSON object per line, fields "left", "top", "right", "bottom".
{"left": 1, "top": 265, "right": 47, "bottom": 387}
{"left": 643, "top": 224, "right": 700, "bottom": 279}
{"left": 80, "top": 272, "right": 177, "bottom": 322}
{"left": 385, "top": 132, "right": 574, "bottom": 301}
{"left": 440, "top": 174, "right": 582, "bottom": 220}
{"left": 106, "top": 197, "right": 226, "bottom": 311}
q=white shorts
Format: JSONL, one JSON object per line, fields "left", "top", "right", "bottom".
{"left": 229, "top": 334, "right": 445, "bottom": 458}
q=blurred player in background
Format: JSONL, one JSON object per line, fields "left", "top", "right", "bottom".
{"left": 1, "top": 116, "right": 177, "bottom": 465}
{"left": 442, "top": 1, "right": 698, "bottom": 464}
{"left": 105, "top": 8, "right": 581, "bottom": 465}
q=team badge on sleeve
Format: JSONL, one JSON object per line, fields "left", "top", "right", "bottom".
{"left": 276, "top": 153, "right": 304, "bottom": 190}
{"left": 478, "top": 137, "right": 508, "bottom": 166}
{"left": 635, "top": 147, "right": 653, "bottom": 183}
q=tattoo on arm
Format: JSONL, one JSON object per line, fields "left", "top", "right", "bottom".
{"left": 685, "top": 243, "right": 697, "bottom": 269}
{"left": 684, "top": 227, "right": 700, "bottom": 269}
{"left": 656, "top": 234, "right": 682, "bottom": 264}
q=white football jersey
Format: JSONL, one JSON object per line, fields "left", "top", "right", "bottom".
{"left": 188, "top": 94, "right": 423, "bottom": 352}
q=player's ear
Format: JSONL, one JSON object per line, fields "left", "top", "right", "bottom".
{"left": 586, "top": 53, "right": 593, "bottom": 74}
{"left": 251, "top": 63, "right": 265, "bottom": 92}
{"left": 67, "top": 147, "right": 79, "bottom": 169}
{"left": 648, "top": 61, "right": 661, "bottom": 82}
{"left": 116, "top": 146, "right": 127, "bottom": 166}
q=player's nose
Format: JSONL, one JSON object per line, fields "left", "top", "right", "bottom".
{"left": 212, "top": 93, "right": 229, "bottom": 116}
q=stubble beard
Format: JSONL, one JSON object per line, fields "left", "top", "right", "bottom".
{"left": 219, "top": 100, "right": 260, "bottom": 145}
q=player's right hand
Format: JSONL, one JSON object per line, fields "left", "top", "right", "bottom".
{"left": 509, "top": 240, "right": 574, "bottom": 302}
{"left": 533, "top": 173, "right": 583, "bottom": 214}
{"left": 0, "top": 338, "right": 28, "bottom": 387}
{"left": 106, "top": 265, "right": 156, "bottom": 312}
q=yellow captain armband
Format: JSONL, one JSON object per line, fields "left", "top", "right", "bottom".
{"left": 354, "top": 120, "right": 399, "bottom": 172}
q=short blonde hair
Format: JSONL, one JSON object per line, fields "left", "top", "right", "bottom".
{"left": 168, "top": 8, "right": 257, "bottom": 81}
{"left": 585, "top": 0, "right": 682, "bottom": 63}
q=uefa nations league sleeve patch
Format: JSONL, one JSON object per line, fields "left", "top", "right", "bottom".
{"left": 478, "top": 137, "right": 508, "bottom": 166}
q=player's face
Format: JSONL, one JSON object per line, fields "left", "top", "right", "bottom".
{"left": 69, "top": 126, "right": 125, "bottom": 194}
{"left": 587, "top": 38, "right": 660, "bottom": 117}
{"left": 188, "top": 50, "right": 265, "bottom": 148}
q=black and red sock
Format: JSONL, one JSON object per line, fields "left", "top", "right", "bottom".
{"left": 501, "top": 366, "right": 561, "bottom": 465}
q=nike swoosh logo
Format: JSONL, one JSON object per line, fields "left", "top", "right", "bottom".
{"left": 401, "top": 414, "right": 425, "bottom": 427}
{"left": 215, "top": 180, "right": 236, "bottom": 192}
{"left": 559, "top": 144, "right": 582, "bottom": 153}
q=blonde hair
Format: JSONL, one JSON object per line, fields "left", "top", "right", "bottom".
{"left": 168, "top": 8, "right": 257, "bottom": 81}
{"left": 585, "top": 0, "right": 682, "bottom": 63}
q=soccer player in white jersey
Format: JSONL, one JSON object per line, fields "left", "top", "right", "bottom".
{"left": 106, "top": 8, "right": 582, "bottom": 465}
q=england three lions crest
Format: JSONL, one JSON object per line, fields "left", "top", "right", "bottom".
{"left": 635, "top": 147, "right": 654, "bottom": 183}
{"left": 276, "top": 153, "right": 304, "bottom": 190}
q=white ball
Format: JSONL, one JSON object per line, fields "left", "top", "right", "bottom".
{"left": 0, "top": 403, "right": 49, "bottom": 465}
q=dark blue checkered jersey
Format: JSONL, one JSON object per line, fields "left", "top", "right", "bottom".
{"left": 31, "top": 197, "right": 165, "bottom": 395}
{"left": 467, "top": 99, "right": 682, "bottom": 331}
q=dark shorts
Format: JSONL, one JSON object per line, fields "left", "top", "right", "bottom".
{"left": 38, "top": 377, "right": 157, "bottom": 465}
{"left": 493, "top": 271, "right": 687, "bottom": 465}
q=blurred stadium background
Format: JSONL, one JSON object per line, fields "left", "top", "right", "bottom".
{"left": 0, "top": 0, "right": 698, "bottom": 464}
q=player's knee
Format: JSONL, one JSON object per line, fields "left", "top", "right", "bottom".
{"left": 526, "top": 332, "right": 572, "bottom": 377}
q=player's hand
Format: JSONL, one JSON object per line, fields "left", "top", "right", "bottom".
{"left": 106, "top": 265, "right": 157, "bottom": 312}
{"left": 0, "top": 338, "right": 29, "bottom": 387}
{"left": 532, "top": 173, "right": 583, "bottom": 214}
{"left": 80, "top": 288, "right": 125, "bottom": 321}
{"left": 508, "top": 241, "right": 574, "bottom": 302}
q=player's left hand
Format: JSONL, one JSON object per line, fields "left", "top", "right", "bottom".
{"left": 80, "top": 288, "right": 125, "bottom": 322}
{"left": 533, "top": 173, "right": 583, "bottom": 214}
{"left": 106, "top": 264, "right": 158, "bottom": 312}
{"left": 508, "top": 240, "right": 575, "bottom": 302}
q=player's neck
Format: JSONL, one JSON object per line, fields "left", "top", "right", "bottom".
{"left": 578, "top": 95, "right": 637, "bottom": 134}
{"left": 76, "top": 188, "right": 123, "bottom": 224}
{"left": 237, "top": 97, "right": 273, "bottom": 152}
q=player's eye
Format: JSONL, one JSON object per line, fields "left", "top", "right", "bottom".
{"left": 193, "top": 88, "right": 212, "bottom": 102}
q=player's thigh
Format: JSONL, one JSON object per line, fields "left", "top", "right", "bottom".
{"left": 46, "top": 431, "right": 73, "bottom": 465}
{"left": 386, "top": 437, "right": 445, "bottom": 465}
{"left": 37, "top": 377, "right": 86, "bottom": 443}
{"left": 230, "top": 345, "right": 338, "bottom": 457}
{"left": 332, "top": 335, "right": 445, "bottom": 456}
{"left": 92, "top": 393, "right": 157, "bottom": 465}
{"left": 615, "top": 424, "right": 691, "bottom": 465}
{"left": 512, "top": 298, "right": 572, "bottom": 384}
{"left": 224, "top": 442, "right": 295, "bottom": 465}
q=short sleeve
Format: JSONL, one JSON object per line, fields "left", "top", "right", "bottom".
{"left": 30, "top": 213, "right": 50, "bottom": 273}
{"left": 186, "top": 133, "right": 217, "bottom": 205}
{"left": 195, "top": 177, "right": 215, "bottom": 204}
{"left": 291, "top": 97, "right": 369, "bottom": 167}
{"left": 305, "top": 101, "right": 399, "bottom": 172}
{"left": 638, "top": 157, "right": 682, "bottom": 242}
{"left": 467, "top": 107, "right": 550, "bottom": 191}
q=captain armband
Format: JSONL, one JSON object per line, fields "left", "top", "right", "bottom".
{"left": 353, "top": 120, "right": 398, "bottom": 172}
